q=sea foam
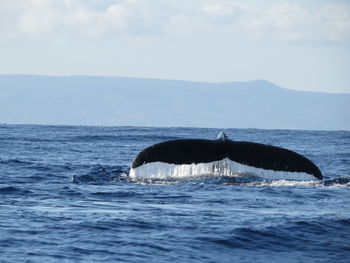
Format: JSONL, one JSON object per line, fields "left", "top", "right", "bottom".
{"left": 129, "top": 158, "right": 317, "bottom": 181}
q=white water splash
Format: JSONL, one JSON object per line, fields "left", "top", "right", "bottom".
{"left": 247, "top": 180, "right": 322, "bottom": 187}
{"left": 129, "top": 158, "right": 318, "bottom": 181}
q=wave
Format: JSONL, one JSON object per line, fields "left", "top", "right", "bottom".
{"left": 71, "top": 164, "right": 129, "bottom": 184}
{"left": 0, "top": 158, "right": 33, "bottom": 165}
{"left": 324, "top": 177, "right": 350, "bottom": 187}
{"left": 128, "top": 176, "right": 350, "bottom": 187}
{"left": 0, "top": 186, "right": 32, "bottom": 195}
{"left": 201, "top": 217, "right": 350, "bottom": 253}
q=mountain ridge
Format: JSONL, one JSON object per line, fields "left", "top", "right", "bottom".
{"left": 2, "top": 74, "right": 349, "bottom": 94}
{"left": 0, "top": 75, "right": 349, "bottom": 130}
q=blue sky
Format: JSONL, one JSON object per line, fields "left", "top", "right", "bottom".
{"left": 1, "top": 0, "right": 349, "bottom": 93}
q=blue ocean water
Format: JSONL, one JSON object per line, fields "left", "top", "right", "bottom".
{"left": 0, "top": 124, "right": 349, "bottom": 262}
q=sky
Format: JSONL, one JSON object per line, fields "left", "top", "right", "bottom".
{"left": 0, "top": 0, "right": 349, "bottom": 93}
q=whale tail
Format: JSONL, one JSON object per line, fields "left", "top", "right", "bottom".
{"left": 130, "top": 133, "right": 323, "bottom": 181}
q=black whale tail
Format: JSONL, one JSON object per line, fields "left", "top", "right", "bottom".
{"left": 130, "top": 132, "right": 323, "bottom": 181}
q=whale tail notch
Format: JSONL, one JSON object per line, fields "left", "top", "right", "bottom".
{"left": 217, "top": 131, "right": 228, "bottom": 141}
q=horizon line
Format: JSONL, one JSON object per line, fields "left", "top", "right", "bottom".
{"left": 0, "top": 122, "right": 348, "bottom": 132}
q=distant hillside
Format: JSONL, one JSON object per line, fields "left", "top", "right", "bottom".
{"left": 0, "top": 75, "right": 349, "bottom": 130}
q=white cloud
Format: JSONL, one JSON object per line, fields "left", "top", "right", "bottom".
{"left": 202, "top": 4, "right": 234, "bottom": 16}
{"left": 0, "top": 0, "right": 349, "bottom": 44}
{"left": 236, "top": 1, "right": 350, "bottom": 43}
{"left": 317, "top": 3, "right": 350, "bottom": 43}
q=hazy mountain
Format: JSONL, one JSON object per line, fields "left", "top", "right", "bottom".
{"left": 0, "top": 75, "right": 349, "bottom": 130}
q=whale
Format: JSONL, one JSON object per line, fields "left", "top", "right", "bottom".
{"left": 129, "top": 132, "right": 323, "bottom": 181}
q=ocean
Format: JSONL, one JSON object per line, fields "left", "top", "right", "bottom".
{"left": 0, "top": 124, "right": 349, "bottom": 262}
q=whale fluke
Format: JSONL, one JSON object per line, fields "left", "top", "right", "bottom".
{"left": 130, "top": 132, "right": 323, "bottom": 181}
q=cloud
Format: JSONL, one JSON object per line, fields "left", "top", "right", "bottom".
{"left": 0, "top": 0, "right": 349, "bottom": 44}
{"left": 202, "top": 3, "right": 235, "bottom": 16}
{"left": 317, "top": 3, "right": 350, "bottom": 43}
{"left": 237, "top": 1, "right": 350, "bottom": 43}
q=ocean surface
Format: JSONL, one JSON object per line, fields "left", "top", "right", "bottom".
{"left": 0, "top": 124, "right": 349, "bottom": 263}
